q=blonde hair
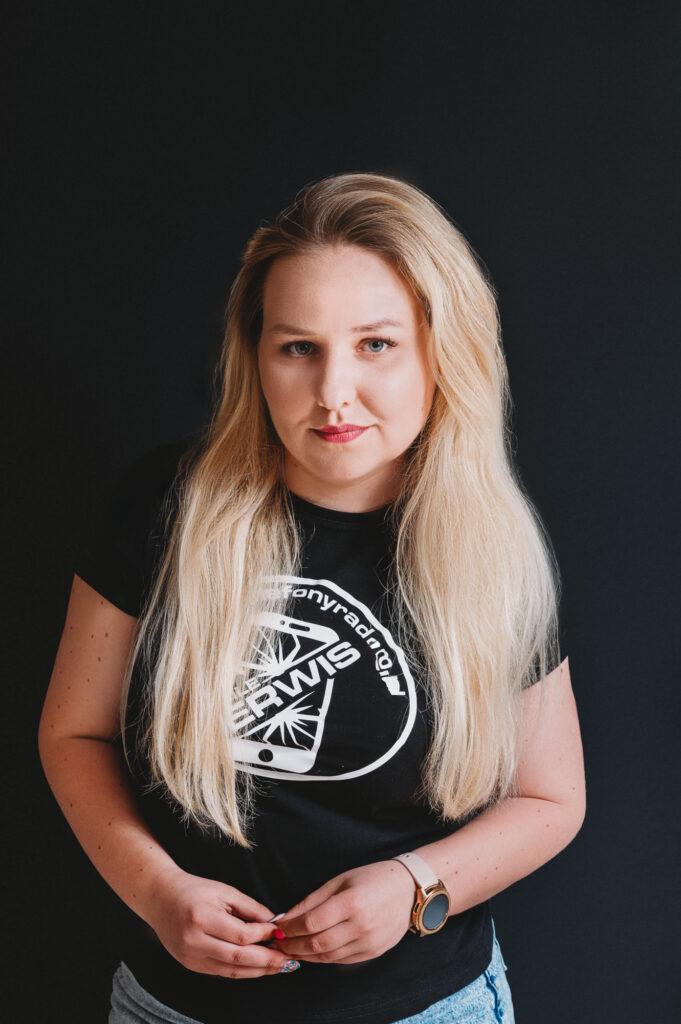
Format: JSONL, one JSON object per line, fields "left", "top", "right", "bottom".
{"left": 123, "top": 172, "right": 561, "bottom": 847}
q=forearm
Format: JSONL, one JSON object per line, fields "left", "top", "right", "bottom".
{"left": 39, "top": 736, "right": 181, "bottom": 926}
{"left": 412, "top": 796, "right": 584, "bottom": 916}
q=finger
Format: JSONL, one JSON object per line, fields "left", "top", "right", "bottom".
{"left": 335, "top": 941, "right": 394, "bottom": 964}
{"left": 271, "top": 920, "right": 355, "bottom": 959}
{"left": 203, "top": 910, "right": 278, "bottom": 947}
{"left": 222, "top": 889, "right": 276, "bottom": 924}
{"left": 297, "top": 942, "right": 360, "bottom": 964}
{"left": 328, "top": 944, "right": 371, "bottom": 964}
{"left": 200, "top": 936, "right": 292, "bottom": 971}
{"left": 203, "top": 952, "right": 300, "bottom": 979}
{"left": 274, "top": 879, "right": 341, "bottom": 935}
{"left": 274, "top": 891, "right": 351, "bottom": 940}
{"left": 298, "top": 938, "right": 382, "bottom": 965}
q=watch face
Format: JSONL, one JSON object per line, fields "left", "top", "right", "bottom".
{"left": 422, "top": 892, "right": 449, "bottom": 931}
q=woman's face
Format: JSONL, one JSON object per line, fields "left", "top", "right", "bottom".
{"left": 257, "top": 243, "right": 436, "bottom": 512}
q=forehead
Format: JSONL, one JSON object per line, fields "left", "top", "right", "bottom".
{"left": 261, "top": 245, "right": 422, "bottom": 328}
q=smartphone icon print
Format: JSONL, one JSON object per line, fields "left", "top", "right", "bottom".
{"left": 234, "top": 613, "right": 340, "bottom": 773}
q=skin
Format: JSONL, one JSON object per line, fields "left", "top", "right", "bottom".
{"left": 257, "top": 243, "right": 436, "bottom": 513}
{"left": 257, "top": 248, "right": 585, "bottom": 965}
{"left": 270, "top": 656, "right": 584, "bottom": 965}
{"left": 39, "top": 577, "right": 294, "bottom": 979}
{"left": 39, "top": 244, "right": 586, "bottom": 979}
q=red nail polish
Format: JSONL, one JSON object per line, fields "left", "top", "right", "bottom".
{"left": 274, "top": 928, "right": 286, "bottom": 940}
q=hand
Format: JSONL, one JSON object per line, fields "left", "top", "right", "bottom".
{"left": 270, "top": 860, "right": 415, "bottom": 965}
{"left": 147, "top": 867, "right": 299, "bottom": 979}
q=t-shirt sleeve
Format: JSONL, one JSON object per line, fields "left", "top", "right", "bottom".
{"left": 73, "top": 440, "right": 192, "bottom": 617}
{"left": 521, "top": 595, "right": 566, "bottom": 688}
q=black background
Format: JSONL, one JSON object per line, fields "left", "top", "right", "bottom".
{"left": 5, "top": 3, "right": 680, "bottom": 1021}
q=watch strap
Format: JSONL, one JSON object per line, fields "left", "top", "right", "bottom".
{"left": 392, "top": 851, "right": 440, "bottom": 889}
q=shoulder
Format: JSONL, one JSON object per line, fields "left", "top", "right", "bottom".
{"left": 107, "top": 434, "right": 203, "bottom": 539}
{"left": 113, "top": 435, "right": 200, "bottom": 508}
{"left": 73, "top": 433, "right": 202, "bottom": 618}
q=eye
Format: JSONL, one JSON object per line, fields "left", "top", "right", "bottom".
{"left": 282, "top": 341, "right": 316, "bottom": 357}
{"left": 361, "top": 337, "right": 397, "bottom": 354}
{"left": 280, "top": 337, "right": 397, "bottom": 358}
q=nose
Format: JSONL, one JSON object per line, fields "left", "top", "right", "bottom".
{"left": 315, "top": 348, "right": 357, "bottom": 412}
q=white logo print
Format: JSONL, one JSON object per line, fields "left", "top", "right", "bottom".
{"left": 232, "top": 577, "right": 417, "bottom": 782}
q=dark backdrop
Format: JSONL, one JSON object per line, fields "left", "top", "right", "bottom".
{"left": 5, "top": 4, "right": 679, "bottom": 1021}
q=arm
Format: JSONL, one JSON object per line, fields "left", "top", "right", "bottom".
{"left": 38, "top": 576, "right": 180, "bottom": 922}
{"left": 271, "top": 656, "right": 585, "bottom": 963}
{"left": 39, "top": 575, "right": 293, "bottom": 978}
{"left": 409, "top": 656, "right": 586, "bottom": 914}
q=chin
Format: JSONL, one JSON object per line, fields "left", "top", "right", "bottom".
{"left": 297, "top": 452, "right": 369, "bottom": 480}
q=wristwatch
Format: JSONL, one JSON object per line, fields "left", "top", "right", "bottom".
{"left": 392, "top": 852, "right": 451, "bottom": 936}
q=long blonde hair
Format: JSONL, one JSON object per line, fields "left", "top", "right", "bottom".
{"left": 123, "top": 172, "right": 561, "bottom": 847}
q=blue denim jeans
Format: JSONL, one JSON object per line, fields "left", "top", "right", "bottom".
{"left": 109, "top": 920, "right": 514, "bottom": 1024}
{"left": 392, "top": 921, "right": 514, "bottom": 1023}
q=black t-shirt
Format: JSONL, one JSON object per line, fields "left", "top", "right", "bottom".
{"left": 75, "top": 440, "right": 504, "bottom": 1024}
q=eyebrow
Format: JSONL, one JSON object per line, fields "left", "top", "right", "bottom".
{"left": 267, "top": 317, "right": 405, "bottom": 336}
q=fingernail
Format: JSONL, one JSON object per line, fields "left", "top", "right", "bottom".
{"left": 274, "top": 928, "right": 286, "bottom": 940}
{"left": 279, "top": 960, "right": 300, "bottom": 973}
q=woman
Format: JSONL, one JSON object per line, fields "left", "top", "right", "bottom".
{"left": 39, "top": 172, "right": 586, "bottom": 1024}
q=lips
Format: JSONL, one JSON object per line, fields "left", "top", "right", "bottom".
{"left": 315, "top": 424, "right": 366, "bottom": 434}
{"left": 313, "top": 424, "right": 370, "bottom": 443}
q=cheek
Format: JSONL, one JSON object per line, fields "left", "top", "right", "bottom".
{"left": 412, "top": 358, "right": 436, "bottom": 417}
{"left": 259, "top": 363, "right": 291, "bottom": 415}
{"left": 258, "top": 371, "right": 311, "bottom": 443}
{"left": 421, "top": 374, "right": 436, "bottom": 416}
{"left": 376, "top": 363, "right": 433, "bottom": 420}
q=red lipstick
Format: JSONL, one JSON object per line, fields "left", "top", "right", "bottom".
{"left": 313, "top": 424, "right": 369, "bottom": 444}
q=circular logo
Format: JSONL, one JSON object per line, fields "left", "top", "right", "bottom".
{"left": 232, "top": 576, "right": 417, "bottom": 781}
